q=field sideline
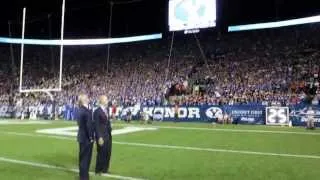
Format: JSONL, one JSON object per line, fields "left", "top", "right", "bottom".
{"left": 0, "top": 119, "right": 319, "bottom": 180}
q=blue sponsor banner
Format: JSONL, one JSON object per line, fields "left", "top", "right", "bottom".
{"left": 1, "top": 103, "right": 317, "bottom": 127}
{"left": 107, "top": 105, "right": 265, "bottom": 124}
{"left": 290, "top": 104, "right": 320, "bottom": 127}
{"left": 224, "top": 105, "right": 265, "bottom": 125}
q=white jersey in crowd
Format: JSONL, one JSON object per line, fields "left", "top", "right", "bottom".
{"left": 29, "top": 107, "right": 37, "bottom": 120}
{"left": 16, "top": 99, "right": 23, "bottom": 107}
{"left": 306, "top": 109, "right": 315, "bottom": 118}
{"left": 39, "top": 105, "right": 44, "bottom": 115}
{"left": 143, "top": 112, "right": 150, "bottom": 121}
{"left": 223, "top": 113, "right": 229, "bottom": 119}
{"left": 58, "top": 106, "right": 64, "bottom": 115}
{"left": 47, "top": 105, "right": 52, "bottom": 115}
{"left": 312, "top": 96, "right": 319, "bottom": 105}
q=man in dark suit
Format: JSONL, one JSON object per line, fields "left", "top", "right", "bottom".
{"left": 93, "top": 95, "right": 112, "bottom": 175}
{"left": 77, "top": 94, "right": 94, "bottom": 180}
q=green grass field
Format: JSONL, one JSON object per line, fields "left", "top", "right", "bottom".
{"left": 0, "top": 119, "right": 320, "bottom": 180}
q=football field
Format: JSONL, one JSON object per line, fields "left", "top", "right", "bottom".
{"left": 0, "top": 119, "right": 319, "bottom": 180}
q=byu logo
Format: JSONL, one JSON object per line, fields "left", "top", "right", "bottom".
{"left": 266, "top": 107, "right": 289, "bottom": 125}
{"left": 205, "top": 107, "right": 223, "bottom": 119}
{"left": 0, "top": 106, "right": 8, "bottom": 114}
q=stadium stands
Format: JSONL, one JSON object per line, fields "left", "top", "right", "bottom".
{"left": 0, "top": 24, "right": 319, "bottom": 108}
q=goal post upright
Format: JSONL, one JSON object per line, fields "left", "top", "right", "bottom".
{"left": 19, "top": 0, "right": 66, "bottom": 94}
{"left": 58, "top": 0, "right": 65, "bottom": 91}
{"left": 19, "top": 7, "right": 26, "bottom": 93}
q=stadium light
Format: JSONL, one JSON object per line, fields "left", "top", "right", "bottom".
{"left": 228, "top": 15, "right": 320, "bottom": 32}
{"left": 0, "top": 34, "right": 163, "bottom": 46}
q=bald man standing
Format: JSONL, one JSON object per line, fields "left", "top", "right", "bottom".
{"left": 77, "top": 94, "right": 94, "bottom": 180}
{"left": 93, "top": 95, "right": 112, "bottom": 174}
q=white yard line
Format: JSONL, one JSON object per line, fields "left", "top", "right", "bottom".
{"left": 3, "top": 131, "right": 74, "bottom": 140}
{"left": 114, "top": 141, "right": 320, "bottom": 159}
{"left": 0, "top": 156, "right": 146, "bottom": 180}
{"left": 0, "top": 120, "right": 51, "bottom": 125}
{"left": 114, "top": 124, "right": 320, "bottom": 136}
{"left": 35, "top": 126, "right": 157, "bottom": 136}
{"left": 1, "top": 131, "right": 320, "bottom": 160}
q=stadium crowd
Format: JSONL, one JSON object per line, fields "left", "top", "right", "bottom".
{"left": 0, "top": 24, "right": 319, "bottom": 108}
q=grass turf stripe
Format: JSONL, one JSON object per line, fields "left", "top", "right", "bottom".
{"left": 1, "top": 131, "right": 320, "bottom": 160}
{"left": 0, "top": 156, "right": 147, "bottom": 180}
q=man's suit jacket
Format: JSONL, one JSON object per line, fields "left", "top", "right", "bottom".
{"left": 93, "top": 107, "right": 112, "bottom": 140}
{"left": 77, "top": 105, "right": 94, "bottom": 143}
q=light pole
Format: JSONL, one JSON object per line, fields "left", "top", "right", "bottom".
{"left": 8, "top": 21, "right": 16, "bottom": 76}
{"left": 105, "top": 1, "right": 114, "bottom": 73}
{"left": 48, "top": 14, "right": 55, "bottom": 73}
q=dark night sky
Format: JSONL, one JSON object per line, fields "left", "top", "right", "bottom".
{"left": 0, "top": 0, "right": 319, "bottom": 38}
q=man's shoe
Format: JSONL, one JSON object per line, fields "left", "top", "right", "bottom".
{"left": 101, "top": 170, "right": 110, "bottom": 175}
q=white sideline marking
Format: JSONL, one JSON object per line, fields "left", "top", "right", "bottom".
{"left": 2, "top": 131, "right": 320, "bottom": 160}
{"left": 36, "top": 126, "right": 78, "bottom": 136}
{"left": 114, "top": 141, "right": 320, "bottom": 159}
{"left": 0, "top": 120, "right": 51, "bottom": 125}
{"left": 0, "top": 157, "right": 146, "bottom": 180}
{"left": 3, "top": 131, "right": 75, "bottom": 141}
{"left": 36, "top": 126, "right": 157, "bottom": 136}
{"left": 114, "top": 124, "right": 320, "bottom": 136}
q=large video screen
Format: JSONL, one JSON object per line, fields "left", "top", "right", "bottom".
{"left": 169, "top": 0, "right": 216, "bottom": 31}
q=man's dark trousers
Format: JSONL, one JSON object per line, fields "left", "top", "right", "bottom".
{"left": 95, "top": 132, "right": 112, "bottom": 173}
{"left": 79, "top": 142, "right": 93, "bottom": 180}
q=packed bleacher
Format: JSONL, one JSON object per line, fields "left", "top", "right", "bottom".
{"left": 0, "top": 24, "right": 319, "bottom": 110}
